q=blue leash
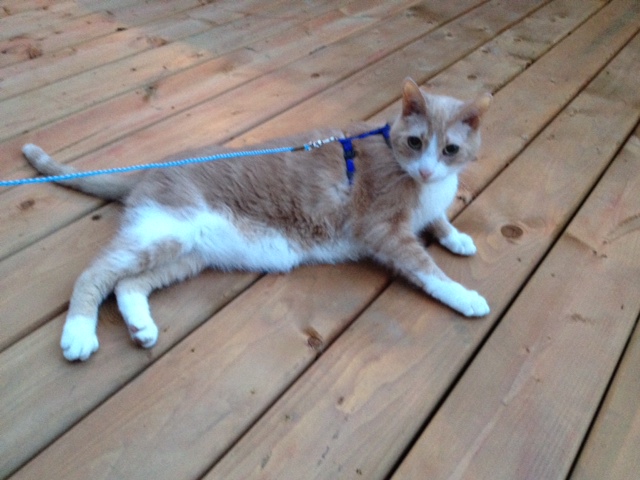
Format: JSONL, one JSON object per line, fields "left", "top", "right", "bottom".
{"left": 1, "top": 124, "right": 391, "bottom": 188}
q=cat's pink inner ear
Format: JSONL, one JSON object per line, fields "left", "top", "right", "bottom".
{"left": 402, "top": 78, "right": 427, "bottom": 117}
{"left": 460, "top": 93, "right": 492, "bottom": 130}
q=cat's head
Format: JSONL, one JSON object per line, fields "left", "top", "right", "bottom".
{"left": 390, "top": 78, "right": 491, "bottom": 183}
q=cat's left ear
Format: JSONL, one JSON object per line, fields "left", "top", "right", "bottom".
{"left": 458, "top": 93, "right": 492, "bottom": 130}
{"left": 402, "top": 77, "right": 427, "bottom": 117}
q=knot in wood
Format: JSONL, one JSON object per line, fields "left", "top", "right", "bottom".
{"left": 501, "top": 224, "right": 523, "bottom": 239}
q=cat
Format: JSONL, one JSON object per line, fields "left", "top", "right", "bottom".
{"left": 22, "top": 78, "right": 491, "bottom": 362}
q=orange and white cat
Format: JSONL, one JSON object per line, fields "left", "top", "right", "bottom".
{"left": 23, "top": 78, "right": 491, "bottom": 361}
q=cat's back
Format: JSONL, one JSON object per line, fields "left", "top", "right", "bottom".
{"left": 126, "top": 128, "right": 357, "bottom": 245}
{"left": 128, "top": 128, "right": 346, "bottom": 202}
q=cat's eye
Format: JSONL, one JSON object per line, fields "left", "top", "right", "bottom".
{"left": 407, "top": 136, "right": 422, "bottom": 150}
{"left": 442, "top": 144, "right": 459, "bottom": 156}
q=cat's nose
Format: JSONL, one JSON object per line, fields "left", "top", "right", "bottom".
{"left": 419, "top": 168, "right": 433, "bottom": 182}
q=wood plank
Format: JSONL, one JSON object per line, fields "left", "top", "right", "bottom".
{"left": 570, "top": 230, "right": 640, "bottom": 479}
{"left": 391, "top": 132, "right": 640, "bottom": 479}
{"left": 239, "top": 0, "right": 554, "bottom": 143}
{"left": 0, "top": 202, "right": 114, "bottom": 350}
{"left": 3, "top": 0, "right": 470, "bottom": 472}
{"left": 0, "top": 0, "right": 312, "bottom": 99}
{"left": 0, "top": 0, "right": 423, "bottom": 179}
{"left": 3, "top": 1, "right": 560, "bottom": 476}
{"left": 0, "top": 13, "right": 210, "bottom": 99}
{"left": 418, "top": 0, "right": 610, "bottom": 95}
{"left": 0, "top": 0, "right": 451, "bottom": 339}
{"left": 3, "top": 0, "right": 636, "bottom": 480}
{"left": 243, "top": 0, "right": 633, "bottom": 150}
{"left": 0, "top": 266, "right": 259, "bottom": 478}
{"left": 204, "top": 29, "right": 640, "bottom": 480}
{"left": 0, "top": 0, "right": 346, "bottom": 141}
{"left": 0, "top": 0, "right": 478, "bottom": 259}
{"left": 0, "top": 0, "right": 202, "bottom": 43}
{"left": 0, "top": 2, "right": 83, "bottom": 41}
{"left": 0, "top": 1, "right": 75, "bottom": 17}
{"left": 0, "top": 0, "right": 172, "bottom": 67}
{"left": 0, "top": 2, "right": 626, "bottom": 472}
{"left": 381, "top": 0, "right": 640, "bottom": 215}
{"left": 0, "top": 13, "right": 130, "bottom": 68}
{"left": 8, "top": 264, "right": 389, "bottom": 480}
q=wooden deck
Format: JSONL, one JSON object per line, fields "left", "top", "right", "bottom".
{"left": 1, "top": 0, "right": 639, "bottom": 478}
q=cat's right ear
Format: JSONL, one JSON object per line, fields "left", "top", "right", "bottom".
{"left": 402, "top": 77, "right": 427, "bottom": 117}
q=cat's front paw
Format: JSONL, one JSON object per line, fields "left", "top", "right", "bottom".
{"left": 426, "top": 278, "right": 490, "bottom": 317}
{"left": 60, "top": 316, "right": 99, "bottom": 361}
{"left": 452, "top": 288, "right": 490, "bottom": 317}
{"left": 439, "top": 231, "right": 477, "bottom": 256}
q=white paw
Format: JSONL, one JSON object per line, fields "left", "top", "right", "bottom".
{"left": 439, "top": 231, "right": 477, "bottom": 256}
{"left": 129, "top": 321, "right": 158, "bottom": 349}
{"left": 451, "top": 288, "right": 490, "bottom": 317}
{"left": 426, "top": 278, "right": 490, "bottom": 317}
{"left": 116, "top": 289, "right": 159, "bottom": 349}
{"left": 60, "top": 316, "right": 99, "bottom": 361}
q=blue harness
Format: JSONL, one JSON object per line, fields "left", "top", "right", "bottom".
{"left": 338, "top": 123, "right": 391, "bottom": 184}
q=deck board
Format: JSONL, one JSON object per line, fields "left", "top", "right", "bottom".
{"left": 0, "top": 0, "right": 451, "bottom": 257}
{"left": 571, "top": 291, "right": 640, "bottom": 480}
{"left": 1, "top": 0, "right": 639, "bottom": 479}
{"left": 208, "top": 13, "right": 640, "bottom": 479}
{"left": 391, "top": 121, "right": 640, "bottom": 478}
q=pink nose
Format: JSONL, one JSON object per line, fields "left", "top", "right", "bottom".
{"left": 419, "top": 169, "right": 432, "bottom": 182}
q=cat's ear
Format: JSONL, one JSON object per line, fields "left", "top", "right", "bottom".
{"left": 458, "top": 93, "right": 492, "bottom": 130}
{"left": 402, "top": 77, "right": 427, "bottom": 117}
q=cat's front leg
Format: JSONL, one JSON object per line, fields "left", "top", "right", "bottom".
{"left": 417, "top": 273, "right": 490, "bottom": 317}
{"left": 429, "top": 216, "right": 477, "bottom": 256}
{"left": 362, "top": 223, "right": 489, "bottom": 317}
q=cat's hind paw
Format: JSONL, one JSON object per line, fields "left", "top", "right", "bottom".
{"left": 439, "top": 230, "right": 477, "bottom": 256}
{"left": 60, "top": 316, "right": 99, "bottom": 361}
{"left": 129, "top": 321, "right": 158, "bottom": 349}
{"left": 116, "top": 288, "right": 159, "bottom": 349}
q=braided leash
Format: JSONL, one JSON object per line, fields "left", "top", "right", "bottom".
{"left": 0, "top": 125, "right": 390, "bottom": 188}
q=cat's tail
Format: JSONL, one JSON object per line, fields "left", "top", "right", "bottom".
{"left": 22, "top": 144, "right": 139, "bottom": 202}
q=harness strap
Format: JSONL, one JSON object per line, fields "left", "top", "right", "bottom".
{"left": 338, "top": 123, "right": 391, "bottom": 184}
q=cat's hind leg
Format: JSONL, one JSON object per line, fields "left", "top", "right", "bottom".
{"left": 61, "top": 246, "right": 140, "bottom": 361}
{"left": 61, "top": 238, "right": 186, "bottom": 361}
{"left": 115, "top": 253, "right": 208, "bottom": 349}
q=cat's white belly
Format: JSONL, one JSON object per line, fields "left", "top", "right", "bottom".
{"left": 124, "top": 204, "right": 358, "bottom": 272}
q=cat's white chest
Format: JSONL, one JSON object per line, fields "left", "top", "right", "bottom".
{"left": 410, "top": 174, "right": 458, "bottom": 233}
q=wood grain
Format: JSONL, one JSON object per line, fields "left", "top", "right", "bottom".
{"left": 392, "top": 130, "right": 640, "bottom": 479}
{"left": 9, "top": 263, "right": 390, "bottom": 480}
{"left": 2, "top": 0, "right": 639, "bottom": 478}
{"left": 0, "top": 0, "right": 478, "bottom": 359}
{"left": 569, "top": 135, "right": 640, "bottom": 480}
{"left": 205, "top": 29, "right": 640, "bottom": 480}
{"left": 0, "top": 0, "right": 455, "bottom": 258}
